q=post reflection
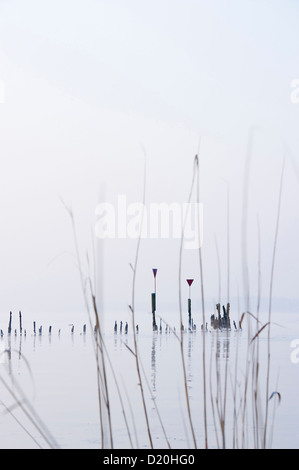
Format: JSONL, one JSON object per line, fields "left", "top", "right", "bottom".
{"left": 186, "top": 333, "right": 194, "bottom": 396}
{"left": 211, "top": 332, "right": 231, "bottom": 361}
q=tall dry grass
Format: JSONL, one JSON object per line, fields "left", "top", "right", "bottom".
{"left": 0, "top": 135, "right": 288, "bottom": 450}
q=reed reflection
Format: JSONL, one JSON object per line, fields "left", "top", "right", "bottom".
{"left": 209, "top": 333, "right": 231, "bottom": 359}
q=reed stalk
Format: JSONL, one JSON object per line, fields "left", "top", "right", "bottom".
{"left": 178, "top": 155, "right": 198, "bottom": 449}
{"left": 129, "top": 157, "right": 153, "bottom": 449}
{"left": 195, "top": 153, "right": 208, "bottom": 448}
{"left": 62, "top": 199, "right": 113, "bottom": 449}
{"left": 263, "top": 155, "right": 285, "bottom": 448}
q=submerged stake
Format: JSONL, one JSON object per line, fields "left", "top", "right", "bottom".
{"left": 8, "top": 311, "right": 12, "bottom": 335}
{"left": 19, "top": 311, "right": 22, "bottom": 335}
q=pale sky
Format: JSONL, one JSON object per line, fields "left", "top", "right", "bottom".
{"left": 0, "top": 0, "right": 298, "bottom": 328}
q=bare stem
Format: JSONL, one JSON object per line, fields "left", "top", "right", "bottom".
{"left": 178, "top": 155, "right": 198, "bottom": 449}
{"left": 263, "top": 155, "right": 285, "bottom": 448}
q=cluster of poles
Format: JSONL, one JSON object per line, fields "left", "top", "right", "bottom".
{"left": 113, "top": 269, "right": 239, "bottom": 334}
{"left": 0, "top": 311, "right": 87, "bottom": 337}
{"left": 113, "top": 321, "right": 130, "bottom": 335}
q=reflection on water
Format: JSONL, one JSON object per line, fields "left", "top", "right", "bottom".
{"left": 113, "top": 334, "right": 129, "bottom": 353}
{"left": 212, "top": 335, "right": 231, "bottom": 360}
{"left": 0, "top": 312, "right": 297, "bottom": 449}
{"left": 223, "top": 337, "right": 230, "bottom": 359}
{"left": 144, "top": 329, "right": 235, "bottom": 400}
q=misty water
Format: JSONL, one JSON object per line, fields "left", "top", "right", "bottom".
{"left": 0, "top": 310, "right": 298, "bottom": 449}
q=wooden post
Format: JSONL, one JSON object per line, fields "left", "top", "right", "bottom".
{"left": 227, "top": 302, "right": 231, "bottom": 329}
{"left": 8, "top": 311, "right": 12, "bottom": 335}
{"left": 222, "top": 304, "right": 227, "bottom": 326}
{"left": 216, "top": 303, "right": 221, "bottom": 328}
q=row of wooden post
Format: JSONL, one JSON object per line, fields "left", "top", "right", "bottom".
{"left": 2, "top": 311, "right": 87, "bottom": 337}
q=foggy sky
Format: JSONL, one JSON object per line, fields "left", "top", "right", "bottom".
{"left": 0, "top": 0, "right": 298, "bottom": 326}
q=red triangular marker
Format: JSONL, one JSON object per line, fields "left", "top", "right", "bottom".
{"left": 153, "top": 268, "right": 158, "bottom": 278}
{"left": 186, "top": 279, "right": 194, "bottom": 286}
